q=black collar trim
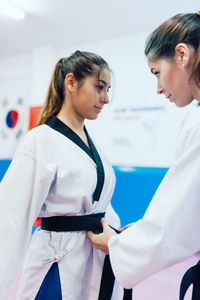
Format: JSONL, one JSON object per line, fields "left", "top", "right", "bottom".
{"left": 45, "top": 115, "right": 105, "bottom": 202}
{"left": 45, "top": 115, "right": 94, "bottom": 161}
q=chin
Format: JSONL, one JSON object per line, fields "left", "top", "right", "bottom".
{"left": 87, "top": 115, "right": 98, "bottom": 120}
{"left": 175, "top": 102, "right": 186, "bottom": 107}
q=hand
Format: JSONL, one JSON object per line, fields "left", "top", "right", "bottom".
{"left": 87, "top": 218, "right": 116, "bottom": 254}
{"left": 120, "top": 222, "right": 134, "bottom": 232}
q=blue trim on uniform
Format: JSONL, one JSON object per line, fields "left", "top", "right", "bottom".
{"left": 32, "top": 226, "right": 38, "bottom": 234}
{"left": 35, "top": 262, "right": 62, "bottom": 300}
{"left": 0, "top": 159, "right": 11, "bottom": 181}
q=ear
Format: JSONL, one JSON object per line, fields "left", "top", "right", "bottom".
{"left": 64, "top": 73, "right": 78, "bottom": 93}
{"left": 175, "top": 43, "right": 191, "bottom": 67}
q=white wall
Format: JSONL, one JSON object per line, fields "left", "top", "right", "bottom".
{"left": 0, "top": 33, "right": 194, "bottom": 164}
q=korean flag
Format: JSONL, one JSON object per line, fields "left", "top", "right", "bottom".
{"left": 0, "top": 97, "right": 29, "bottom": 158}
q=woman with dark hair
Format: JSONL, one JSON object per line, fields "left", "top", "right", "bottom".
{"left": 88, "top": 11, "right": 200, "bottom": 299}
{"left": 0, "top": 50, "right": 122, "bottom": 300}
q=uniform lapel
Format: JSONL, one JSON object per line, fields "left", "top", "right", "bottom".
{"left": 46, "top": 115, "right": 105, "bottom": 203}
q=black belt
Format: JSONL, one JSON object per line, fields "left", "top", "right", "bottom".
{"left": 41, "top": 213, "right": 105, "bottom": 232}
{"left": 179, "top": 259, "right": 200, "bottom": 300}
{"left": 41, "top": 213, "right": 132, "bottom": 300}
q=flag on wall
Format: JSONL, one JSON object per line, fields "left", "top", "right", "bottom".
{"left": 0, "top": 97, "right": 29, "bottom": 159}
{"left": 29, "top": 106, "right": 42, "bottom": 130}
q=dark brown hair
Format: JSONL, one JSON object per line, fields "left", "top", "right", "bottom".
{"left": 144, "top": 11, "right": 200, "bottom": 87}
{"left": 36, "top": 50, "right": 110, "bottom": 126}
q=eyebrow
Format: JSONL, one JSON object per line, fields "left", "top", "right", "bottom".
{"left": 99, "top": 79, "right": 111, "bottom": 88}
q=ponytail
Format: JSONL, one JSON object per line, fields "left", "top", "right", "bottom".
{"left": 191, "top": 44, "right": 200, "bottom": 88}
{"left": 36, "top": 59, "right": 64, "bottom": 126}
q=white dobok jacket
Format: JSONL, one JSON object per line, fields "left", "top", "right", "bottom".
{"left": 0, "top": 116, "right": 121, "bottom": 300}
{"left": 109, "top": 107, "right": 200, "bottom": 288}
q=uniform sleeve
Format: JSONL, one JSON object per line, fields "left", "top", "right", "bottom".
{"left": 108, "top": 123, "right": 200, "bottom": 288}
{"left": 0, "top": 152, "right": 55, "bottom": 299}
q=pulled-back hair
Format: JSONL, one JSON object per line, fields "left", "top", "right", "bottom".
{"left": 144, "top": 11, "right": 200, "bottom": 87}
{"left": 36, "top": 50, "right": 110, "bottom": 126}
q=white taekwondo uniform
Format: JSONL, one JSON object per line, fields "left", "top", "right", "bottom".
{"left": 109, "top": 107, "right": 200, "bottom": 289}
{"left": 0, "top": 115, "right": 121, "bottom": 300}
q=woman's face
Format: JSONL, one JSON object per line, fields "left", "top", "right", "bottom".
{"left": 71, "top": 68, "right": 111, "bottom": 120}
{"left": 147, "top": 55, "right": 195, "bottom": 107}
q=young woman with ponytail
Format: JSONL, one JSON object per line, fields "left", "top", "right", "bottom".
{"left": 88, "top": 11, "right": 200, "bottom": 299}
{"left": 0, "top": 50, "right": 125, "bottom": 300}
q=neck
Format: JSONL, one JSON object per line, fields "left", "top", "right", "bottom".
{"left": 192, "top": 85, "right": 200, "bottom": 102}
{"left": 56, "top": 102, "right": 90, "bottom": 148}
{"left": 56, "top": 103, "right": 84, "bottom": 134}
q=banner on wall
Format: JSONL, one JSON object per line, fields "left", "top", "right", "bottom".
{"left": 110, "top": 105, "right": 174, "bottom": 166}
{"left": 0, "top": 97, "right": 29, "bottom": 158}
{"left": 86, "top": 103, "right": 190, "bottom": 167}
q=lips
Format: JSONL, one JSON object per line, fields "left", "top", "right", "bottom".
{"left": 94, "top": 106, "right": 103, "bottom": 112}
{"left": 168, "top": 95, "right": 175, "bottom": 103}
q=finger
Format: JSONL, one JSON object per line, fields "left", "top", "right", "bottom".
{"left": 120, "top": 225, "right": 129, "bottom": 232}
{"left": 120, "top": 223, "right": 134, "bottom": 232}
{"left": 101, "top": 217, "right": 108, "bottom": 229}
{"left": 87, "top": 230, "right": 96, "bottom": 241}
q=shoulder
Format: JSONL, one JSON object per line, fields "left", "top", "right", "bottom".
{"left": 15, "top": 124, "right": 63, "bottom": 164}
{"left": 14, "top": 125, "right": 59, "bottom": 176}
{"left": 16, "top": 125, "right": 53, "bottom": 155}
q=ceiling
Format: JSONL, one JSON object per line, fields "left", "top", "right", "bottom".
{"left": 0, "top": 0, "right": 199, "bottom": 58}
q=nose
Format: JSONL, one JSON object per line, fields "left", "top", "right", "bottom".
{"left": 104, "top": 93, "right": 109, "bottom": 104}
{"left": 157, "top": 82, "right": 164, "bottom": 95}
{"left": 101, "top": 92, "right": 109, "bottom": 104}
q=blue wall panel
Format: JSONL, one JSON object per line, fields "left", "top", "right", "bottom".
{"left": 111, "top": 166, "right": 168, "bottom": 226}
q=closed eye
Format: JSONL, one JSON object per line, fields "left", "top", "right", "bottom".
{"left": 97, "top": 85, "right": 104, "bottom": 91}
{"left": 152, "top": 71, "right": 160, "bottom": 78}
{"left": 151, "top": 68, "right": 160, "bottom": 77}
{"left": 98, "top": 79, "right": 111, "bottom": 92}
